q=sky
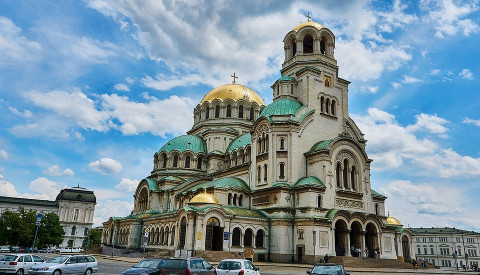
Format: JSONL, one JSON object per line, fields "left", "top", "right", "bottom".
{"left": 0, "top": 0, "right": 479, "bottom": 229}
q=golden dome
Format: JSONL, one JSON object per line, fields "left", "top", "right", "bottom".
{"left": 199, "top": 84, "right": 265, "bottom": 106}
{"left": 387, "top": 215, "right": 403, "bottom": 226}
{"left": 189, "top": 192, "right": 220, "bottom": 204}
{"left": 293, "top": 21, "right": 324, "bottom": 32}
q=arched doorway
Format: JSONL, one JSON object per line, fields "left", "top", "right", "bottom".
{"left": 402, "top": 235, "right": 411, "bottom": 261}
{"left": 334, "top": 220, "right": 348, "bottom": 256}
{"left": 365, "top": 223, "right": 378, "bottom": 258}
{"left": 205, "top": 217, "right": 223, "bottom": 251}
{"left": 244, "top": 228, "right": 253, "bottom": 247}
{"left": 350, "top": 221, "right": 363, "bottom": 256}
{"left": 179, "top": 217, "right": 187, "bottom": 249}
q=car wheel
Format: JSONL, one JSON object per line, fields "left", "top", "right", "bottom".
{"left": 84, "top": 268, "right": 92, "bottom": 275}
{"left": 53, "top": 270, "right": 62, "bottom": 275}
{"left": 16, "top": 269, "right": 24, "bottom": 275}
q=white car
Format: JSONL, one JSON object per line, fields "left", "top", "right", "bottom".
{"left": 216, "top": 259, "right": 260, "bottom": 275}
{"left": 0, "top": 254, "right": 45, "bottom": 275}
{"left": 0, "top": 246, "right": 10, "bottom": 253}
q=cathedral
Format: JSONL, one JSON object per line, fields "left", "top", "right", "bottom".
{"left": 103, "top": 19, "right": 413, "bottom": 263}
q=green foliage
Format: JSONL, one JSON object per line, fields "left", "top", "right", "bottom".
{"left": 37, "top": 212, "right": 65, "bottom": 248}
{"left": 88, "top": 228, "right": 102, "bottom": 248}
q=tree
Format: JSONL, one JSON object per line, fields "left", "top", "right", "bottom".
{"left": 36, "top": 212, "right": 64, "bottom": 248}
{"left": 89, "top": 228, "right": 102, "bottom": 248}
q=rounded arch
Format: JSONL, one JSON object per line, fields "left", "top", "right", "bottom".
{"left": 365, "top": 222, "right": 379, "bottom": 258}
{"left": 302, "top": 33, "right": 314, "bottom": 54}
{"left": 244, "top": 228, "right": 253, "bottom": 247}
{"left": 232, "top": 227, "right": 241, "bottom": 247}
{"left": 255, "top": 229, "right": 265, "bottom": 248}
{"left": 334, "top": 218, "right": 349, "bottom": 256}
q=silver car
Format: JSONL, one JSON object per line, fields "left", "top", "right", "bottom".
{"left": 28, "top": 255, "right": 98, "bottom": 275}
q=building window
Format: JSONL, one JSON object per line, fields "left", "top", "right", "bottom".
{"left": 263, "top": 164, "right": 268, "bottom": 181}
{"left": 320, "top": 38, "right": 326, "bottom": 54}
{"left": 343, "top": 159, "right": 349, "bottom": 189}
{"left": 228, "top": 193, "right": 232, "bottom": 205}
{"left": 173, "top": 155, "right": 178, "bottom": 168}
{"left": 320, "top": 96, "right": 324, "bottom": 113}
{"left": 292, "top": 40, "right": 296, "bottom": 57}
{"left": 279, "top": 163, "right": 285, "bottom": 179}
{"left": 215, "top": 105, "right": 220, "bottom": 118}
{"left": 84, "top": 228, "right": 88, "bottom": 236}
{"left": 71, "top": 226, "right": 76, "bottom": 236}
{"left": 331, "top": 100, "right": 336, "bottom": 116}
{"left": 257, "top": 166, "right": 261, "bottom": 183}
{"left": 185, "top": 156, "right": 191, "bottom": 168}
{"left": 431, "top": 247, "right": 434, "bottom": 254}
{"left": 336, "top": 163, "right": 341, "bottom": 187}
{"left": 303, "top": 35, "right": 313, "bottom": 53}
{"left": 256, "top": 229, "right": 265, "bottom": 248}
{"left": 205, "top": 107, "right": 210, "bottom": 119}
{"left": 239, "top": 106, "right": 244, "bottom": 118}
{"left": 290, "top": 84, "right": 293, "bottom": 94}
{"left": 238, "top": 195, "right": 243, "bottom": 207}
{"left": 226, "top": 105, "right": 232, "bottom": 117}
{"left": 317, "top": 195, "right": 322, "bottom": 208}
{"left": 232, "top": 228, "right": 241, "bottom": 246}
{"left": 351, "top": 166, "right": 356, "bottom": 190}
{"left": 162, "top": 155, "right": 167, "bottom": 168}
{"left": 280, "top": 138, "right": 285, "bottom": 150}
{"left": 325, "top": 98, "right": 330, "bottom": 114}
{"left": 249, "top": 108, "right": 254, "bottom": 121}
{"left": 424, "top": 247, "right": 427, "bottom": 255}
{"left": 197, "top": 157, "right": 202, "bottom": 169}
{"left": 375, "top": 203, "right": 379, "bottom": 215}
{"left": 233, "top": 194, "right": 237, "bottom": 205}
{"left": 244, "top": 229, "right": 253, "bottom": 247}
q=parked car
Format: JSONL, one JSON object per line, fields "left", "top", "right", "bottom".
{"left": 0, "top": 254, "right": 44, "bottom": 275}
{"left": 160, "top": 257, "right": 215, "bottom": 275}
{"left": 28, "top": 255, "right": 98, "bottom": 275}
{"left": 54, "top": 248, "right": 83, "bottom": 254}
{"left": 121, "top": 258, "right": 167, "bottom": 275}
{"left": 306, "top": 263, "right": 350, "bottom": 275}
{"left": 0, "top": 246, "right": 10, "bottom": 253}
{"left": 216, "top": 259, "right": 260, "bottom": 275}
{"left": 10, "top": 247, "right": 20, "bottom": 253}
{"left": 23, "top": 248, "right": 38, "bottom": 254}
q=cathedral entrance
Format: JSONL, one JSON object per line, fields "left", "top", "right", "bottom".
{"left": 205, "top": 217, "right": 223, "bottom": 251}
{"left": 179, "top": 217, "right": 187, "bottom": 249}
{"left": 349, "top": 221, "right": 363, "bottom": 256}
{"left": 334, "top": 220, "right": 348, "bottom": 256}
{"left": 402, "top": 235, "right": 411, "bottom": 261}
{"left": 365, "top": 223, "right": 378, "bottom": 258}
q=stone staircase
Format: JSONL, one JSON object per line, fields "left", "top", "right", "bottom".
{"left": 194, "top": 250, "right": 242, "bottom": 262}
{"left": 328, "top": 256, "right": 418, "bottom": 269}
{"left": 145, "top": 249, "right": 174, "bottom": 258}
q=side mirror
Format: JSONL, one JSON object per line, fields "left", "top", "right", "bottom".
{"left": 345, "top": 273, "right": 350, "bottom": 275}
{"left": 306, "top": 271, "right": 311, "bottom": 274}
{"left": 254, "top": 267, "right": 259, "bottom": 271}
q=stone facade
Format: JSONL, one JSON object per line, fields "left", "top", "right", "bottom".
{"left": 103, "top": 20, "right": 413, "bottom": 263}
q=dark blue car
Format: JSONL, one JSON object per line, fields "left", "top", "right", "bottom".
{"left": 121, "top": 259, "right": 167, "bottom": 275}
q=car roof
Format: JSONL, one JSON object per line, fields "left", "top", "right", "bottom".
{"left": 219, "top": 259, "right": 245, "bottom": 262}
{"left": 314, "top": 263, "right": 343, "bottom": 266}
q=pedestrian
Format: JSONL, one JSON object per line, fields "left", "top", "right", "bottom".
{"left": 412, "top": 259, "right": 417, "bottom": 269}
{"left": 364, "top": 247, "right": 368, "bottom": 259}
{"left": 375, "top": 247, "right": 380, "bottom": 259}
{"left": 323, "top": 254, "right": 329, "bottom": 263}
{"left": 351, "top": 244, "right": 355, "bottom": 257}
{"left": 357, "top": 247, "right": 361, "bottom": 257}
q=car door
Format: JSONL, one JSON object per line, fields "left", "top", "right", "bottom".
{"left": 16, "top": 256, "right": 25, "bottom": 273}
{"left": 23, "top": 255, "right": 34, "bottom": 272}
{"left": 243, "top": 261, "right": 255, "bottom": 275}
{"left": 65, "top": 256, "right": 78, "bottom": 274}
{"left": 32, "top": 256, "right": 44, "bottom": 267}
{"left": 189, "top": 259, "right": 204, "bottom": 275}
{"left": 201, "top": 260, "right": 214, "bottom": 275}
{"left": 76, "top": 256, "right": 87, "bottom": 274}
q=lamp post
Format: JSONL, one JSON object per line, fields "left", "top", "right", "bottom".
{"left": 84, "top": 228, "right": 90, "bottom": 255}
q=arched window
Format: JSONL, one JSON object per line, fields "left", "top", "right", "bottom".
{"left": 165, "top": 227, "right": 169, "bottom": 245}
{"left": 343, "top": 159, "right": 349, "bottom": 189}
{"left": 290, "top": 84, "right": 293, "bottom": 94}
{"left": 320, "top": 96, "right": 324, "bottom": 113}
{"left": 256, "top": 229, "right": 265, "bottom": 248}
{"left": 233, "top": 194, "right": 237, "bottom": 206}
{"left": 303, "top": 35, "right": 313, "bottom": 53}
{"left": 325, "top": 98, "right": 330, "bottom": 114}
{"left": 375, "top": 203, "right": 379, "bottom": 215}
{"left": 292, "top": 40, "right": 297, "bottom": 57}
{"left": 280, "top": 138, "right": 285, "bottom": 150}
{"left": 265, "top": 135, "right": 269, "bottom": 151}
{"left": 205, "top": 107, "right": 210, "bottom": 119}
{"left": 185, "top": 156, "right": 191, "bottom": 168}
{"left": 228, "top": 193, "right": 232, "bottom": 205}
{"left": 279, "top": 163, "right": 285, "bottom": 179}
{"left": 171, "top": 226, "right": 175, "bottom": 245}
{"left": 264, "top": 164, "right": 268, "bottom": 181}
{"left": 160, "top": 227, "right": 164, "bottom": 244}
{"left": 331, "top": 100, "right": 336, "bottom": 116}
{"left": 317, "top": 195, "right": 322, "bottom": 208}
{"left": 215, "top": 105, "right": 220, "bottom": 118}
{"left": 336, "top": 162, "right": 341, "bottom": 187}
{"left": 351, "top": 166, "right": 356, "bottom": 190}
{"left": 71, "top": 226, "right": 76, "bottom": 236}
{"left": 197, "top": 157, "right": 202, "bottom": 169}
{"left": 199, "top": 110, "right": 202, "bottom": 120}
{"left": 244, "top": 229, "right": 253, "bottom": 247}
{"left": 239, "top": 106, "right": 244, "bottom": 118}
{"left": 257, "top": 166, "right": 261, "bottom": 182}
{"left": 226, "top": 105, "right": 232, "bottom": 117}
{"left": 249, "top": 108, "right": 254, "bottom": 121}
{"left": 162, "top": 154, "right": 167, "bottom": 168}
{"left": 232, "top": 228, "right": 241, "bottom": 246}
{"left": 238, "top": 195, "right": 243, "bottom": 206}
{"left": 320, "top": 38, "right": 326, "bottom": 54}
{"left": 173, "top": 155, "right": 178, "bottom": 168}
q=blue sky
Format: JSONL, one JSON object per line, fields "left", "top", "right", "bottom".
{"left": 0, "top": 0, "right": 479, "bottom": 229}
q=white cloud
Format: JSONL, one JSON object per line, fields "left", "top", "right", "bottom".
{"left": 114, "top": 83, "right": 130, "bottom": 92}
{"left": 89, "top": 157, "right": 123, "bottom": 174}
{"left": 430, "top": 68, "right": 440, "bottom": 75}
{"left": 8, "top": 107, "right": 33, "bottom": 118}
{"left": 459, "top": 68, "right": 473, "bottom": 80}
{"left": 392, "top": 82, "right": 401, "bottom": 89}
{"left": 141, "top": 73, "right": 207, "bottom": 91}
{"left": 70, "top": 36, "right": 117, "bottom": 64}
{"left": 412, "top": 148, "right": 480, "bottom": 178}
{"left": 463, "top": 117, "right": 480, "bottom": 127}
{"left": 43, "top": 165, "right": 74, "bottom": 176}
{"left": 29, "top": 177, "right": 62, "bottom": 200}
{"left": 93, "top": 199, "right": 133, "bottom": 227}
{"left": 402, "top": 75, "right": 422, "bottom": 84}
{"left": 125, "top": 77, "right": 134, "bottom": 84}
{"left": 0, "top": 174, "right": 20, "bottom": 197}
{"left": 0, "top": 16, "right": 41, "bottom": 68}
{"left": 115, "top": 178, "right": 139, "bottom": 193}
{"left": 406, "top": 113, "right": 449, "bottom": 134}
{"left": 0, "top": 150, "right": 8, "bottom": 159}
{"left": 92, "top": 188, "right": 127, "bottom": 200}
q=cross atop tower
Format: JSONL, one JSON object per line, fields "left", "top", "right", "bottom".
{"left": 306, "top": 12, "right": 311, "bottom": 22}
{"left": 231, "top": 72, "right": 238, "bottom": 84}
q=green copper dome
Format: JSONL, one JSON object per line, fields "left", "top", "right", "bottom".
{"left": 158, "top": 135, "right": 207, "bottom": 155}
{"left": 226, "top": 133, "right": 251, "bottom": 153}
{"left": 259, "top": 98, "right": 303, "bottom": 118}
{"left": 55, "top": 187, "right": 96, "bottom": 203}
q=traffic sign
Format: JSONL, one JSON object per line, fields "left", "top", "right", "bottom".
{"left": 35, "top": 213, "right": 43, "bottom": 226}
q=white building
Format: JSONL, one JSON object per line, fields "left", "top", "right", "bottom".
{"left": 103, "top": 19, "right": 413, "bottom": 263}
{"left": 0, "top": 186, "right": 96, "bottom": 249}
{"left": 410, "top": 227, "right": 479, "bottom": 269}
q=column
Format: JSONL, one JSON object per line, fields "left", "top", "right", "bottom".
{"left": 346, "top": 229, "right": 351, "bottom": 257}
{"left": 361, "top": 231, "right": 366, "bottom": 257}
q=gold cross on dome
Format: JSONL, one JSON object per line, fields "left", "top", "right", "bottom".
{"left": 231, "top": 72, "right": 238, "bottom": 84}
{"left": 307, "top": 12, "right": 311, "bottom": 22}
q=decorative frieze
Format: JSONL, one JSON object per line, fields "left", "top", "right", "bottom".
{"left": 253, "top": 196, "right": 270, "bottom": 205}
{"left": 335, "top": 198, "right": 364, "bottom": 209}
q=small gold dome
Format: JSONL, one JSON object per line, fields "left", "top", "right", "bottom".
{"left": 189, "top": 192, "right": 220, "bottom": 204}
{"left": 199, "top": 84, "right": 265, "bottom": 106}
{"left": 293, "top": 21, "right": 324, "bottom": 32}
{"left": 387, "top": 216, "right": 403, "bottom": 226}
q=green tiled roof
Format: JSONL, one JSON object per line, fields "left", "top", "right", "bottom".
{"left": 145, "top": 178, "right": 159, "bottom": 191}
{"left": 371, "top": 189, "right": 387, "bottom": 199}
{"left": 325, "top": 209, "right": 339, "bottom": 220}
{"left": 309, "top": 139, "right": 332, "bottom": 153}
{"left": 272, "top": 182, "right": 291, "bottom": 188}
{"left": 293, "top": 176, "right": 326, "bottom": 188}
{"left": 297, "top": 109, "right": 315, "bottom": 123}
{"left": 184, "top": 205, "right": 267, "bottom": 219}
{"left": 208, "top": 150, "right": 224, "bottom": 156}
{"left": 277, "top": 75, "right": 297, "bottom": 82}
{"left": 259, "top": 98, "right": 303, "bottom": 118}
{"left": 158, "top": 135, "right": 207, "bottom": 155}
{"left": 226, "top": 133, "right": 251, "bottom": 153}
{"left": 159, "top": 176, "right": 184, "bottom": 182}
{"left": 168, "top": 177, "right": 203, "bottom": 191}
{"left": 183, "top": 177, "right": 251, "bottom": 194}
{"left": 0, "top": 196, "right": 58, "bottom": 208}
{"left": 408, "top": 227, "right": 478, "bottom": 234}
{"left": 55, "top": 187, "right": 96, "bottom": 203}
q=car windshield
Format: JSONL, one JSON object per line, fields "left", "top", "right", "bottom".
{"left": 312, "top": 265, "right": 343, "bottom": 275}
{"left": 163, "top": 259, "right": 187, "bottom": 269}
{"left": 134, "top": 259, "right": 162, "bottom": 269}
{"left": 217, "top": 261, "right": 241, "bottom": 270}
{"left": 0, "top": 255, "right": 17, "bottom": 261}
{"left": 48, "top": 256, "right": 69, "bottom": 264}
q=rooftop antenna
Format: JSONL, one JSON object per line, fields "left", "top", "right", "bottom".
{"left": 77, "top": 182, "right": 80, "bottom": 188}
